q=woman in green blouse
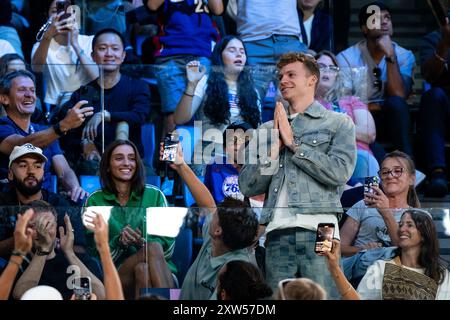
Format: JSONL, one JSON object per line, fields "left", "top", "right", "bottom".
{"left": 85, "top": 140, "right": 175, "bottom": 299}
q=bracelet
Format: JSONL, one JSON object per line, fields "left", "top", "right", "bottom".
{"left": 341, "top": 284, "right": 353, "bottom": 297}
{"left": 8, "top": 258, "right": 22, "bottom": 268}
{"left": 434, "top": 50, "right": 447, "bottom": 63}
{"left": 183, "top": 91, "right": 194, "bottom": 97}
{"left": 11, "top": 249, "right": 27, "bottom": 258}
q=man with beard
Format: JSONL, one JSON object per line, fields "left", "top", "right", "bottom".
{"left": 0, "top": 69, "right": 92, "bottom": 201}
{"left": 0, "top": 143, "right": 86, "bottom": 261}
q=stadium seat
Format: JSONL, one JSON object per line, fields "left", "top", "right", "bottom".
{"left": 80, "top": 175, "right": 101, "bottom": 194}
{"left": 141, "top": 123, "right": 156, "bottom": 172}
{"left": 50, "top": 175, "right": 57, "bottom": 193}
{"left": 171, "top": 227, "right": 193, "bottom": 287}
{"left": 183, "top": 176, "right": 204, "bottom": 208}
{"left": 146, "top": 175, "right": 161, "bottom": 188}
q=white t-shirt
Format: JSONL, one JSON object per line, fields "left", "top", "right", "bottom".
{"left": 0, "top": 39, "right": 16, "bottom": 58}
{"left": 32, "top": 35, "right": 95, "bottom": 105}
{"left": 302, "top": 15, "right": 314, "bottom": 46}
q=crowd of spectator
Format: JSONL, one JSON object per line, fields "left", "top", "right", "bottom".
{"left": 1, "top": 0, "right": 450, "bottom": 301}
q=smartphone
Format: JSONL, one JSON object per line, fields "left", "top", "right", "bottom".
{"left": 427, "top": 0, "right": 449, "bottom": 27}
{"left": 314, "top": 223, "right": 335, "bottom": 254}
{"left": 73, "top": 276, "right": 92, "bottom": 300}
{"left": 364, "top": 176, "right": 379, "bottom": 194}
{"left": 56, "top": 0, "right": 71, "bottom": 21}
{"left": 161, "top": 133, "right": 179, "bottom": 163}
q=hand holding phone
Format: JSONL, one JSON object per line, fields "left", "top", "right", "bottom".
{"left": 73, "top": 276, "right": 92, "bottom": 300}
{"left": 315, "top": 223, "right": 335, "bottom": 255}
{"left": 56, "top": 0, "right": 71, "bottom": 21}
{"left": 364, "top": 176, "right": 379, "bottom": 195}
{"left": 161, "top": 133, "right": 179, "bottom": 163}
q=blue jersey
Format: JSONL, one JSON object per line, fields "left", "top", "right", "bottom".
{"left": 204, "top": 156, "right": 244, "bottom": 204}
{"left": 155, "top": 0, "right": 218, "bottom": 57}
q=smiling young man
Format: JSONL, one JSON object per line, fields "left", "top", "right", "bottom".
{"left": 239, "top": 52, "right": 356, "bottom": 299}
{"left": 55, "top": 28, "right": 150, "bottom": 175}
{"left": 0, "top": 70, "right": 92, "bottom": 202}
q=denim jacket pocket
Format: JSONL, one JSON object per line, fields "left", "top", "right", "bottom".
{"left": 300, "top": 130, "right": 331, "bottom": 148}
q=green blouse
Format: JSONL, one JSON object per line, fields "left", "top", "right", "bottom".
{"left": 85, "top": 185, "right": 177, "bottom": 274}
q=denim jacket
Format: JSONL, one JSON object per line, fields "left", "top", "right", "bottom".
{"left": 238, "top": 101, "right": 356, "bottom": 225}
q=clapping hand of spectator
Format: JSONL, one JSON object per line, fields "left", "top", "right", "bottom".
{"left": 32, "top": 214, "right": 57, "bottom": 252}
{"left": 67, "top": 186, "right": 89, "bottom": 203}
{"left": 275, "top": 101, "right": 295, "bottom": 151}
{"left": 186, "top": 60, "right": 207, "bottom": 85}
{"left": 85, "top": 213, "right": 109, "bottom": 252}
{"left": 59, "top": 214, "right": 75, "bottom": 255}
{"left": 13, "top": 209, "right": 35, "bottom": 255}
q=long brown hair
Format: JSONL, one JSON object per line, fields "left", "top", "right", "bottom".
{"left": 398, "top": 209, "right": 448, "bottom": 284}
{"left": 381, "top": 150, "right": 420, "bottom": 208}
{"left": 99, "top": 139, "right": 145, "bottom": 197}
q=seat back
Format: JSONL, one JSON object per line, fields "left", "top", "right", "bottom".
{"left": 172, "top": 227, "right": 193, "bottom": 287}
{"left": 80, "top": 175, "right": 101, "bottom": 194}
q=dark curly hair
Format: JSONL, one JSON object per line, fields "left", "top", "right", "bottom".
{"left": 203, "top": 36, "right": 260, "bottom": 129}
{"left": 217, "top": 197, "right": 258, "bottom": 251}
{"left": 217, "top": 260, "right": 272, "bottom": 300}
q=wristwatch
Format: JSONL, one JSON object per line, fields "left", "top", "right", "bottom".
{"left": 385, "top": 55, "right": 397, "bottom": 64}
{"left": 53, "top": 122, "right": 67, "bottom": 136}
{"left": 35, "top": 248, "right": 51, "bottom": 256}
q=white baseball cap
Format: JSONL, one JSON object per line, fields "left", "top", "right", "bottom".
{"left": 21, "top": 285, "right": 63, "bottom": 300}
{"left": 9, "top": 143, "right": 48, "bottom": 167}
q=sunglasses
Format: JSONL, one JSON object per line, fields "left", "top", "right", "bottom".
{"left": 277, "top": 278, "right": 297, "bottom": 300}
{"left": 373, "top": 67, "right": 382, "bottom": 92}
{"left": 378, "top": 167, "right": 406, "bottom": 179}
{"left": 318, "top": 64, "right": 340, "bottom": 73}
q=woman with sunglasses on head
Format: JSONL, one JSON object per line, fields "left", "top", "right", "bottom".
{"left": 357, "top": 209, "right": 450, "bottom": 299}
{"left": 315, "top": 50, "right": 379, "bottom": 186}
{"left": 340, "top": 150, "right": 420, "bottom": 286}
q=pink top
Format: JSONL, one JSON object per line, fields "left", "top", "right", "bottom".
{"left": 319, "top": 96, "right": 372, "bottom": 153}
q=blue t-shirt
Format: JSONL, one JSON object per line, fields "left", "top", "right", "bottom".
{"left": 155, "top": 0, "right": 218, "bottom": 57}
{"left": 0, "top": 116, "right": 62, "bottom": 192}
{"left": 204, "top": 156, "right": 244, "bottom": 204}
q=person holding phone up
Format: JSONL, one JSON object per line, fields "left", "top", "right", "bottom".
{"left": 31, "top": 0, "right": 98, "bottom": 109}
{"left": 340, "top": 150, "right": 420, "bottom": 286}
{"left": 238, "top": 52, "right": 357, "bottom": 299}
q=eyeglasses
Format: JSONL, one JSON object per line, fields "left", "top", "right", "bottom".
{"left": 318, "top": 64, "right": 339, "bottom": 73}
{"left": 373, "top": 67, "right": 382, "bottom": 92}
{"left": 378, "top": 167, "right": 406, "bottom": 179}
{"left": 277, "top": 278, "right": 297, "bottom": 300}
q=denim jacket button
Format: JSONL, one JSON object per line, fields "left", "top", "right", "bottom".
{"left": 279, "top": 164, "right": 283, "bottom": 168}
{"left": 274, "top": 188, "right": 278, "bottom": 192}
{"left": 313, "top": 140, "right": 317, "bottom": 144}
{"left": 300, "top": 153, "right": 304, "bottom": 157}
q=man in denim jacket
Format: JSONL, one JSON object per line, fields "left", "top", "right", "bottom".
{"left": 239, "top": 52, "right": 356, "bottom": 298}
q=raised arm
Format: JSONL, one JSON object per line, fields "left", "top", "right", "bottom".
{"left": 161, "top": 142, "right": 216, "bottom": 211}
{"left": 208, "top": 0, "right": 224, "bottom": 15}
{"left": 173, "top": 61, "right": 206, "bottom": 125}
{"left": 85, "top": 213, "right": 124, "bottom": 300}
{"left": 0, "top": 209, "right": 34, "bottom": 300}
{"left": 59, "top": 215, "right": 105, "bottom": 300}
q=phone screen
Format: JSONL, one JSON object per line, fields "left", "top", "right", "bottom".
{"left": 364, "top": 176, "right": 379, "bottom": 194}
{"left": 314, "top": 223, "right": 335, "bottom": 254}
{"left": 73, "top": 277, "right": 91, "bottom": 300}
{"left": 162, "top": 133, "right": 178, "bottom": 163}
{"left": 56, "top": 0, "right": 71, "bottom": 21}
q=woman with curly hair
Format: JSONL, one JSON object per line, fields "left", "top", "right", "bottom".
{"left": 174, "top": 35, "right": 261, "bottom": 174}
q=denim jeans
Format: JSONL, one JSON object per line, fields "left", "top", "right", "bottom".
{"left": 419, "top": 87, "right": 450, "bottom": 171}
